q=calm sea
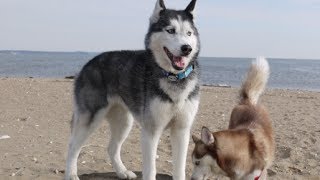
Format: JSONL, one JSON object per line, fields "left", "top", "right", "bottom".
{"left": 0, "top": 51, "right": 319, "bottom": 91}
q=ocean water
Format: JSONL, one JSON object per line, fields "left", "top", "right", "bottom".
{"left": 201, "top": 57, "right": 320, "bottom": 91}
{"left": 0, "top": 51, "right": 319, "bottom": 91}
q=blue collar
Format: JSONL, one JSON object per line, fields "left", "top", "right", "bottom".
{"left": 162, "top": 65, "right": 194, "bottom": 81}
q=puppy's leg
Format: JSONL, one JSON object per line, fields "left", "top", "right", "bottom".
{"left": 259, "top": 168, "right": 268, "bottom": 180}
{"left": 65, "top": 110, "right": 105, "bottom": 180}
{"left": 141, "top": 127, "right": 163, "bottom": 180}
{"left": 107, "top": 105, "right": 137, "bottom": 179}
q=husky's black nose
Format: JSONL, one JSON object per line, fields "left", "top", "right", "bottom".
{"left": 181, "top": 44, "right": 192, "bottom": 56}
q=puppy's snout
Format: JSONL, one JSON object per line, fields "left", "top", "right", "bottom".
{"left": 181, "top": 44, "right": 192, "bottom": 56}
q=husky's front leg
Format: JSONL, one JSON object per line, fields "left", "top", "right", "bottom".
{"left": 141, "top": 128, "right": 163, "bottom": 180}
{"left": 170, "top": 125, "right": 192, "bottom": 180}
{"left": 171, "top": 99, "right": 199, "bottom": 180}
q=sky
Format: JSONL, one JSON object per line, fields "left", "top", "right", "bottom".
{"left": 0, "top": 0, "right": 320, "bottom": 59}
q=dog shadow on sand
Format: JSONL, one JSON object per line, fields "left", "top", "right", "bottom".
{"left": 79, "top": 172, "right": 172, "bottom": 180}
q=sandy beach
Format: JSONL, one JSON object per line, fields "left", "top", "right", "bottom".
{"left": 0, "top": 78, "right": 319, "bottom": 180}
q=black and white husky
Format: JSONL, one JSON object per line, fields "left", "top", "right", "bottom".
{"left": 65, "top": 0, "right": 200, "bottom": 179}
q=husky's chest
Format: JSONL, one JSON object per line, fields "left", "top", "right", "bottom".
{"left": 142, "top": 78, "right": 199, "bottom": 126}
{"left": 159, "top": 78, "right": 198, "bottom": 108}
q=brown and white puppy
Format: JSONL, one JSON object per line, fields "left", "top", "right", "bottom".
{"left": 191, "top": 57, "right": 275, "bottom": 180}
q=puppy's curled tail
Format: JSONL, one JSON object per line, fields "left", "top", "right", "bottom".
{"left": 240, "top": 57, "right": 270, "bottom": 105}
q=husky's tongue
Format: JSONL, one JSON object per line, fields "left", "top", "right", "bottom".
{"left": 173, "top": 56, "right": 185, "bottom": 68}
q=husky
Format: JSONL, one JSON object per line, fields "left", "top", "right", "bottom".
{"left": 65, "top": 0, "right": 200, "bottom": 180}
{"left": 191, "top": 57, "right": 275, "bottom": 180}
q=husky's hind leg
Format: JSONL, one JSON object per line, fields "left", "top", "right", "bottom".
{"left": 65, "top": 109, "right": 106, "bottom": 180}
{"left": 107, "top": 105, "right": 137, "bottom": 179}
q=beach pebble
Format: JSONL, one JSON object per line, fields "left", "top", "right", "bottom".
{"left": 0, "top": 135, "right": 10, "bottom": 140}
{"left": 288, "top": 166, "right": 302, "bottom": 174}
{"left": 17, "top": 117, "right": 27, "bottom": 121}
{"left": 54, "top": 169, "right": 65, "bottom": 174}
{"left": 11, "top": 168, "right": 24, "bottom": 176}
{"left": 267, "top": 169, "right": 277, "bottom": 176}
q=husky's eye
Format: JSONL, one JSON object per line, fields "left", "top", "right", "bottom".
{"left": 166, "top": 28, "right": 176, "bottom": 34}
{"left": 195, "top": 161, "right": 200, "bottom": 166}
{"left": 187, "top": 31, "right": 192, "bottom": 36}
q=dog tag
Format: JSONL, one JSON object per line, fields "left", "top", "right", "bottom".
{"left": 168, "top": 75, "right": 178, "bottom": 81}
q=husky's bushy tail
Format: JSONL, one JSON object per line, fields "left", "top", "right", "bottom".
{"left": 240, "top": 57, "right": 270, "bottom": 105}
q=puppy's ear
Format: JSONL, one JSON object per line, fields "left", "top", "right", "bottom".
{"left": 192, "top": 134, "right": 200, "bottom": 143}
{"left": 201, "top": 126, "right": 214, "bottom": 145}
{"left": 150, "top": 0, "right": 166, "bottom": 23}
{"left": 185, "top": 0, "right": 196, "bottom": 17}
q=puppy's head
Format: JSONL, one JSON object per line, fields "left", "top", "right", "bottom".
{"left": 191, "top": 127, "right": 265, "bottom": 180}
{"left": 191, "top": 127, "right": 225, "bottom": 180}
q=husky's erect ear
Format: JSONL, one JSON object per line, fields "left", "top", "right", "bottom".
{"left": 201, "top": 126, "right": 214, "bottom": 145}
{"left": 150, "top": 0, "right": 166, "bottom": 23}
{"left": 192, "top": 134, "right": 200, "bottom": 143}
{"left": 185, "top": 0, "right": 196, "bottom": 17}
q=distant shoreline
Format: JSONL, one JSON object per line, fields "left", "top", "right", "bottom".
{"left": 1, "top": 77, "right": 319, "bottom": 92}
{"left": 1, "top": 50, "right": 320, "bottom": 61}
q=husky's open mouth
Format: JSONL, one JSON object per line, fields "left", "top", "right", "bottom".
{"left": 163, "top": 47, "right": 185, "bottom": 70}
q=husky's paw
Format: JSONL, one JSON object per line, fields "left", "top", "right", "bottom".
{"left": 117, "top": 170, "right": 137, "bottom": 179}
{"left": 65, "top": 175, "right": 80, "bottom": 180}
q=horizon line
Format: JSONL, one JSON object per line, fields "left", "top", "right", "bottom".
{"left": 1, "top": 49, "right": 319, "bottom": 61}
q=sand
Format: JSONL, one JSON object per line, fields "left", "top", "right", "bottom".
{"left": 0, "top": 78, "right": 319, "bottom": 180}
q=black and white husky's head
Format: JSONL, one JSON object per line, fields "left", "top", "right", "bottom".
{"left": 145, "top": 0, "right": 200, "bottom": 74}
